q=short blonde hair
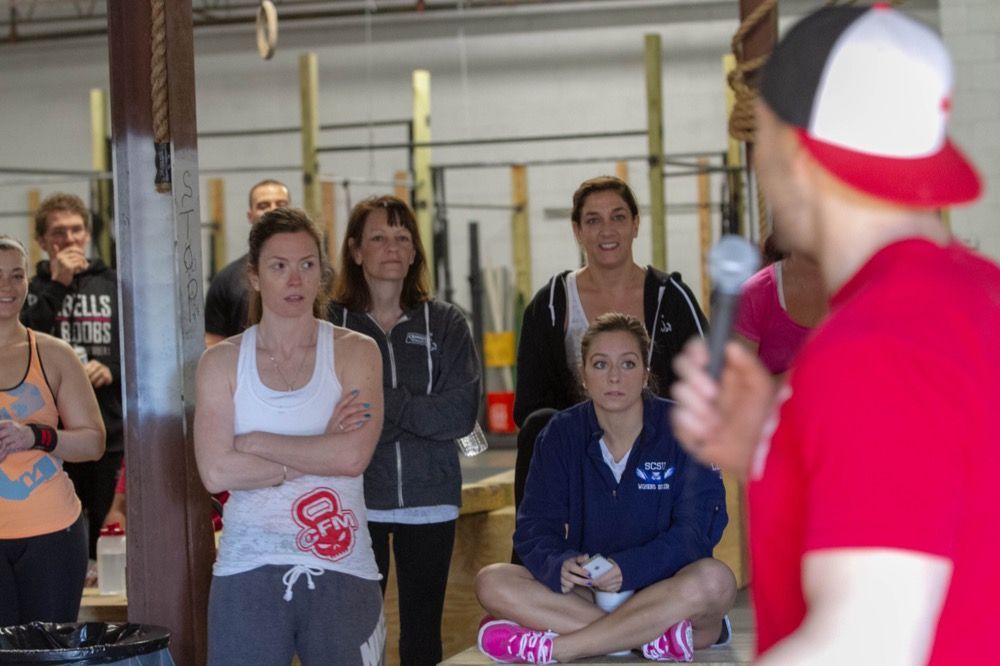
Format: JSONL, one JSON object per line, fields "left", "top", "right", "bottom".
{"left": 0, "top": 234, "right": 27, "bottom": 258}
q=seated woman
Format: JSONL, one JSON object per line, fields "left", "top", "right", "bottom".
{"left": 476, "top": 313, "right": 735, "bottom": 663}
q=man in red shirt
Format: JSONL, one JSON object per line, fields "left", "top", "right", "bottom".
{"left": 671, "top": 5, "right": 998, "bottom": 664}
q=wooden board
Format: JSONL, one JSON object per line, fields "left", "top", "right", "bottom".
{"left": 442, "top": 644, "right": 751, "bottom": 665}
{"left": 383, "top": 471, "right": 517, "bottom": 666}
{"left": 442, "top": 590, "right": 756, "bottom": 665}
{"left": 82, "top": 466, "right": 748, "bottom": 666}
{"left": 79, "top": 588, "right": 128, "bottom": 623}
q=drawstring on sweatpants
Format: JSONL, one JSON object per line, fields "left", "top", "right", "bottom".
{"left": 281, "top": 565, "right": 325, "bottom": 601}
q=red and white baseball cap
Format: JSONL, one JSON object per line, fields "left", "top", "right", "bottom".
{"left": 760, "top": 4, "right": 981, "bottom": 208}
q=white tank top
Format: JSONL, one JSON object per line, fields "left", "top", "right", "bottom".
{"left": 564, "top": 271, "right": 590, "bottom": 385}
{"left": 214, "top": 321, "right": 380, "bottom": 590}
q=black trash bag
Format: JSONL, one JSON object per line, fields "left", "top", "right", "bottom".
{"left": 0, "top": 623, "right": 171, "bottom": 665}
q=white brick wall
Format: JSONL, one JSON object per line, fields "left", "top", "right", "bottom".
{"left": 940, "top": 0, "right": 1000, "bottom": 257}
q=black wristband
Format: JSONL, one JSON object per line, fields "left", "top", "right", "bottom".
{"left": 29, "top": 424, "right": 58, "bottom": 453}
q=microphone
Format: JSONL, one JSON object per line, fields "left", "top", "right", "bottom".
{"left": 706, "top": 235, "right": 760, "bottom": 379}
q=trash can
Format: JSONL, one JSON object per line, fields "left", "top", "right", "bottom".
{"left": 0, "top": 623, "right": 173, "bottom": 665}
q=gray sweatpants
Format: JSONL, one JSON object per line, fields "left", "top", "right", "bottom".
{"left": 208, "top": 565, "right": 385, "bottom": 666}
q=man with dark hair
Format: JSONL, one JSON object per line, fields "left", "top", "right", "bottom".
{"left": 671, "top": 5, "right": 998, "bottom": 665}
{"left": 22, "top": 192, "right": 122, "bottom": 563}
{"left": 204, "top": 179, "right": 290, "bottom": 346}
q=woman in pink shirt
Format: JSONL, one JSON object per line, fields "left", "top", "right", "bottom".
{"left": 734, "top": 242, "right": 826, "bottom": 375}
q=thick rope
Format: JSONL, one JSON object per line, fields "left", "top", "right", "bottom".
{"left": 727, "top": 0, "right": 777, "bottom": 242}
{"left": 727, "top": 0, "right": 777, "bottom": 145}
{"left": 731, "top": 0, "right": 906, "bottom": 243}
{"left": 756, "top": 178, "right": 768, "bottom": 246}
{"left": 151, "top": 0, "right": 171, "bottom": 192}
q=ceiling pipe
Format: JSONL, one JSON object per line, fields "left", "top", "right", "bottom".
{"left": 0, "top": 0, "right": 940, "bottom": 47}
{"left": 0, "top": 0, "right": 742, "bottom": 46}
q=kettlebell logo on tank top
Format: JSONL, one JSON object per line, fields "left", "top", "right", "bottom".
{"left": 292, "top": 488, "right": 358, "bottom": 561}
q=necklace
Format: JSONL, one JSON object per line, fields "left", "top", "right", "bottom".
{"left": 267, "top": 347, "right": 310, "bottom": 391}
{"left": 259, "top": 322, "right": 316, "bottom": 391}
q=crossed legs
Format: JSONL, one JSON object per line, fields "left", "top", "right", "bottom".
{"left": 475, "top": 557, "right": 736, "bottom": 662}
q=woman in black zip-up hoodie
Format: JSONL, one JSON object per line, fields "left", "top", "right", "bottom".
{"left": 330, "top": 196, "right": 480, "bottom": 666}
{"left": 512, "top": 177, "right": 709, "bottom": 523}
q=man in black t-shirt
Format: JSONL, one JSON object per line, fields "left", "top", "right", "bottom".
{"left": 204, "top": 179, "right": 290, "bottom": 346}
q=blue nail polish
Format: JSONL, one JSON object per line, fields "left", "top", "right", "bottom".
{"left": 362, "top": 402, "right": 370, "bottom": 408}
{"left": 364, "top": 413, "right": 371, "bottom": 418}
{"left": 351, "top": 389, "right": 360, "bottom": 395}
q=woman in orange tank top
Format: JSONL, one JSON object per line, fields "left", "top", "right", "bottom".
{"left": 0, "top": 235, "right": 105, "bottom": 626}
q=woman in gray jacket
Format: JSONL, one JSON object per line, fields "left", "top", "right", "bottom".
{"left": 330, "top": 195, "right": 481, "bottom": 666}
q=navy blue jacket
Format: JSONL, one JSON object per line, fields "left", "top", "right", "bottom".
{"left": 515, "top": 395, "right": 727, "bottom": 593}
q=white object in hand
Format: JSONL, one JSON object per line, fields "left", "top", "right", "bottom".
{"left": 456, "top": 422, "right": 489, "bottom": 457}
{"left": 594, "top": 589, "right": 634, "bottom": 613}
{"left": 581, "top": 554, "right": 613, "bottom": 579}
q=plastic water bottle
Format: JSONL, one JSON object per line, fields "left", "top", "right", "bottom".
{"left": 97, "top": 523, "right": 127, "bottom": 596}
{"left": 456, "top": 422, "right": 489, "bottom": 457}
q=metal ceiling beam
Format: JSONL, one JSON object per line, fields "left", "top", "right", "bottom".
{"left": 1, "top": 1, "right": 940, "bottom": 47}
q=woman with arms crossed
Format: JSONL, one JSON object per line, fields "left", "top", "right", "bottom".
{"left": 330, "top": 195, "right": 480, "bottom": 666}
{"left": 477, "top": 313, "right": 734, "bottom": 663}
{"left": 0, "top": 234, "right": 105, "bottom": 625}
{"left": 194, "top": 209, "right": 385, "bottom": 665}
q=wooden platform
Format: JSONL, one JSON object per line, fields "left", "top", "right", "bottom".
{"left": 421, "top": 469, "right": 747, "bottom": 664}
{"left": 382, "top": 470, "right": 519, "bottom": 665}
{"left": 441, "top": 590, "right": 755, "bottom": 665}
{"left": 78, "top": 467, "right": 751, "bottom": 666}
{"left": 443, "top": 645, "right": 749, "bottom": 665}
{"left": 79, "top": 587, "right": 127, "bottom": 623}
{"left": 80, "top": 585, "right": 755, "bottom": 665}
{"left": 442, "top": 645, "right": 749, "bottom": 665}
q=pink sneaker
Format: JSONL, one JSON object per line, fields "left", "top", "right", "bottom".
{"left": 478, "top": 619, "right": 557, "bottom": 664}
{"left": 641, "top": 619, "right": 694, "bottom": 662}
